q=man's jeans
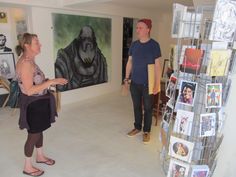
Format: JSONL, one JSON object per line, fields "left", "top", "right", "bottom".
{"left": 130, "top": 82, "right": 154, "bottom": 132}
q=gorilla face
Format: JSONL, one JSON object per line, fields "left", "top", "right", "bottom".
{"left": 78, "top": 26, "right": 97, "bottom": 67}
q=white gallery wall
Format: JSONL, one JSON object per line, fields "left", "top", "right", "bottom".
{"left": 1, "top": 1, "right": 236, "bottom": 177}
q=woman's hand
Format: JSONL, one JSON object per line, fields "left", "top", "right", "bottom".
{"left": 49, "top": 78, "right": 68, "bottom": 86}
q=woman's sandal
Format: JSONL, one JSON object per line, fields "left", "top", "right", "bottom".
{"left": 36, "top": 158, "right": 55, "bottom": 166}
{"left": 23, "top": 169, "right": 44, "bottom": 176}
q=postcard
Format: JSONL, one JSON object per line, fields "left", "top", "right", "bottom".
{"left": 206, "top": 83, "right": 222, "bottom": 108}
{"left": 177, "top": 80, "right": 198, "bottom": 107}
{"left": 200, "top": 113, "right": 216, "bottom": 137}
{"left": 212, "top": 41, "right": 228, "bottom": 50}
{"left": 167, "top": 158, "right": 190, "bottom": 177}
{"left": 207, "top": 49, "right": 232, "bottom": 76}
{"left": 209, "top": 0, "right": 236, "bottom": 42}
{"left": 200, "top": 43, "right": 212, "bottom": 73}
{"left": 173, "top": 109, "right": 194, "bottom": 136}
{"left": 169, "top": 136, "right": 194, "bottom": 163}
{"left": 171, "top": 3, "right": 187, "bottom": 38}
{"left": 181, "top": 12, "right": 202, "bottom": 39}
{"left": 180, "top": 48, "right": 204, "bottom": 74}
{"left": 166, "top": 75, "right": 177, "bottom": 98}
{"left": 162, "top": 105, "right": 173, "bottom": 124}
{"left": 190, "top": 165, "right": 209, "bottom": 177}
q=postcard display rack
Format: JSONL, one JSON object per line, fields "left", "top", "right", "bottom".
{"left": 160, "top": 1, "right": 236, "bottom": 177}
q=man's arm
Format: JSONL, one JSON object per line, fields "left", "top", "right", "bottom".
{"left": 153, "top": 57, "right": 161, "bottom": 94}
{"left": 124, "top": 56, "right": 132, "bottom": 81}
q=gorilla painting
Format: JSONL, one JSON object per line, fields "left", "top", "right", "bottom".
{"left": 55, "top": 25, "right": 108, "bottom": 91}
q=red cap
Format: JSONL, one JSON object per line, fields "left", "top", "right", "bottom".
{"left": 138, "top": 18, "right": 152, "bottom": 29}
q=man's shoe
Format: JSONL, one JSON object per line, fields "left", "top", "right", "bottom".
{"left": 143, "top": 132, "right": 150, "bottom": 144}
{"left": 127, "top": 128, "right": 141, "bottom": 137}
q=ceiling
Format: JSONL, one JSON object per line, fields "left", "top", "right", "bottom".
{"left": 62, "top": 0, "right": 194, "bottom": 11}
{"left": 0, "top": 0, "right": 215, "bottom": 11}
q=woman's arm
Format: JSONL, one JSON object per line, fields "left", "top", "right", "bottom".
{"left": 20, "top": 62, "right": 67, "bottom": 96}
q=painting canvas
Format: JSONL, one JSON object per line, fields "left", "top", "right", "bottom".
{"left": 177, "top": 80, "right": 198, "bottom": 107}
{"left": 169, "top": 136, "right": 194, "bottom": 163}
{"left": 206, "top": 83, "right": 222, "bottom": 108}
{"left": 209, "top": 0, "right": 236, "bottom": 42}
{"left": 0, "top": 53, "right": 15, "bottom": 79}
{"left": 200, "top": 113, "right": 216, "bottom": 137}
{"left": 167, "top": 158, "right": 190, "bottom": 177}
{"left": 190, "top": 165, "right": 209, "bottom": 177}
{"left": 207, "top": 49, "right": 232, "bottom": 76}
{"left": 173, "top": 109, "right": 194, "bottom": 136}
{"left": 180, "top": 48, "right": 204, "bottom": 75}
{"left": 52, "top": 13, "right": 111, "bottom": 91}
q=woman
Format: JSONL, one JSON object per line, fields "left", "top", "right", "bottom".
{"left": 16, "top": 33, "right": 67, "bottom": 176}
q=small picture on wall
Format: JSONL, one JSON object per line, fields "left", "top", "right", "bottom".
{"left": 0, "top": 11, "right": 8, "bottom": 23}
{"left": 177, "top": 80, "right": 198, "bottom": 106}
{"left": 206, "top": 83, "right": 222, "bottom": 108}
{"left": 168, "top": 136, "right": 194, "bottom": 163}
{"left": 167, "top": 158, "right": 190, "bottom": 177}
{"left": 0, "top": 53, "right": 15, "bottom": 79}
{"left": 0, "top": 33, "right": 12, "bottom": 53}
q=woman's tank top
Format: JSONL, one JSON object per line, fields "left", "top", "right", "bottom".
{"left": 17, "top": 61, "right": 47, "bottom": 96}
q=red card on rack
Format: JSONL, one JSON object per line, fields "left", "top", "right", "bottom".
{"left": 180, "top": 48, "right": 204, "bottom": 74}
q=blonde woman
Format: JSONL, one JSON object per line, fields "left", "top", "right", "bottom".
{"left": 16, "top": 33, "right": 67, "bottom": 176}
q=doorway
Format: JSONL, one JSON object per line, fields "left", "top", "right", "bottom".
{"left": 122, "top": 17, "right": 133, "bottom": 82}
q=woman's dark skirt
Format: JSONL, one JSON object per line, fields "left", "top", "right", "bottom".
{"left": 26, "top": 98, "right": 51, "bottom": 133}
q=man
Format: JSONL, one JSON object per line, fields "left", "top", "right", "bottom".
{"left": 55, "top": 25, "right": 108, "bottom": 91}
{"left": 0, "top": 34, "right": 12, "bottom": 52}
{"left": 124, "top": 19, "right": 162, "bottom": 144}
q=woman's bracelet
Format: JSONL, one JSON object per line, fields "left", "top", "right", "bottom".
{"left": 124, "top": 78, "right": 129, "bottom": 82}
